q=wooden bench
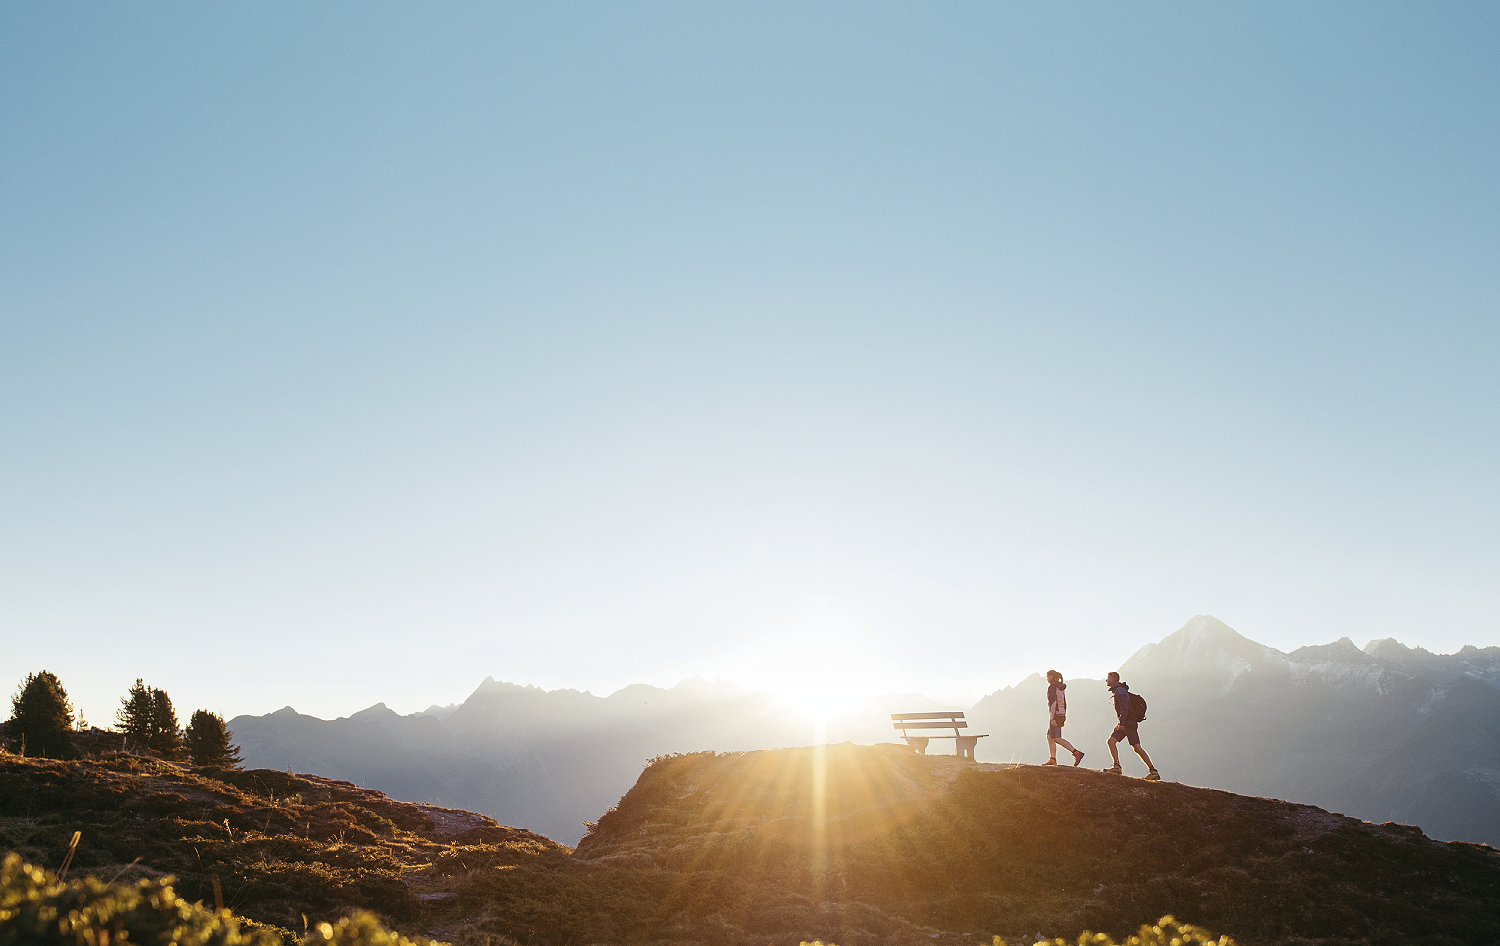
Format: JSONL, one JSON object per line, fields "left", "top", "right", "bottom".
{"left": 891, "top": 712, "right": 988, "bottom": 760}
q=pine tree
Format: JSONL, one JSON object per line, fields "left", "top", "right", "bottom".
{"left": 183, "top": 709, "right": 244, "bottom": 768}
{"left": 116, "top": 680, "right": 182, "bottom": 758}
{"left": 7, "top": 671, "right": 76, "bottom": 758}
{"left": 116, "top": 679, "right": 154, "bottom": 747}
{"left": 147, "top": 688, "right": 182, "bottom": 759}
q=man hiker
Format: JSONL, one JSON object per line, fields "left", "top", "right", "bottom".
{"left": 1105, "top": 671, "right": 1160, "bottom": 781}
{"left": 1043, "top": 670, "right": 1085, "bottom": 766}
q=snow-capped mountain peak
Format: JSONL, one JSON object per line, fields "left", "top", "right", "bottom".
{"left": 1120, "top": 615, "right": 1282, "bottom": 693}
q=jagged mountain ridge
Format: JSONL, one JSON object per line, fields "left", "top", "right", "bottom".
{"left": 229, "top": 678, "right": 954, "bottom": 844}
{"left": 966, "top": 615, "right": 1500, "bottom": 845}
{"left": 229, "top": 616, "right": 1500, "bottom": 846}
{"left": 1365, "top": 636, "right": 1500, "bottom": 687}
{"left": 231, "top": 679, "right": 798, "bottom": 845}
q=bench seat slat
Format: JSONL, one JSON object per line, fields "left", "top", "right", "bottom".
{"left": 890, "top": 712, "right": 965, "bottom": 720}
{"left": 896, "top": 732, "right": 988, "bottom": 738}
{"left": 891, "top": 721, "right": 969, "bottom": 729}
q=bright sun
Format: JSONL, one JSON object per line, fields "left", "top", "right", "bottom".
{"left": 782, "top": 682, "right": 863, "bottom": 720}
{"left": 706, "top": 612, "right": 897, "bottom": 732}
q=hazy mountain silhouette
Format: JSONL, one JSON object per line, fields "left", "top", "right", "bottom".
{"left": 230, "top": 677, "right": 967, "bottom": 844}
{"left": 966, "top": 615, "right": 1500, "bottom": 845}
{"left": 230, "top": 615, "right": 1500, "bottom": 847}
{"left": 231, "top": 678, "right": 800, "bottom": 843}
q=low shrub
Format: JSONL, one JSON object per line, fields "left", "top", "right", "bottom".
{"left": 798, "top": 916, "right": 1234, "bottom": 946}
{"left": 998, "top": 915, "right": 1235, "bottom": 945}
{"left": 0, "top": 853, "right": 439, "bottom": 946}
{"left": 0, "top": 851, "right": 282, "bottom": 945}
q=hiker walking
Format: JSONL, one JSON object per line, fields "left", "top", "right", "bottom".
{"left": 1105, "top": 671, "right": 1160, "bottom": 781}
{"left": 1043, "top": 670, "right": 1085, "bottom": 766}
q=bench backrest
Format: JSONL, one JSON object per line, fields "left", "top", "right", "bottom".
{"left": 891, "top": 712, "right": 968, "bottom": 733}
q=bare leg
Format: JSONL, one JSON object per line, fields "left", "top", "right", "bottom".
{"left": 1107, "top": 735, "right": 1122, "bottom": 766}
{"left": 1133, "top": 744, "right": 1155, "bottom": 771}
{"left": 1049, "top": 735, "right": 1078, "bottom": 760}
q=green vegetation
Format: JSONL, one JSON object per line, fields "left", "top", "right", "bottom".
{"left": 185, "top": 710, "right": 245, "bottom": 768}
{"left": 148, "top": 689, "right": 183, "bottom": 759}
{"left": 4, "top": 670, "right": 242, "bottom": 765}
{"left": 117, "top": 679, "right": 184, "bottom": 759}
{"left": 116, "top": 678, "right": 155, "bottom": 744}
{"left": 801, "top": 915, "right": 1234, "bottom": 946}
{"left": 0, "top": 852, "right": 439, "bottom": 945}
{"left": 5, "top": 671, "right": 77, "bottom": 760}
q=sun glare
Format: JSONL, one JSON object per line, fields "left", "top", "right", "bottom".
{"left": 786, "top": 684, "right": 866, "bottom": 744}
{"left": 758, "top": 654, "right": 876, "bottom": 723}
{"left": 696, "top": 611, "right": 907, "bottom": 741}
{"left": 793, "top": 685, "right": 859, "bottom": 720}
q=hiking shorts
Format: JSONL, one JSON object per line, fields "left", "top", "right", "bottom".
{"left": 1047, "top": 715, "right": 1065, "bottom": 738}
{"left": 1111, "top": 722, "right": 1140, "bottom": 746}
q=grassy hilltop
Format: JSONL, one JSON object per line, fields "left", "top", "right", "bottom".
{"left": 4, "top": 744, "right": 1500, "bottom": 945}
{"left": 568, "top": 744, "right": 1500, "bottom": 946}
{"left": 0, "top": 752, "right": 560, "bottom": 942}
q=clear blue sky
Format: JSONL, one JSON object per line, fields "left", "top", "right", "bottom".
{"left": 3, "top": 3, "right": 1497, "bottom": 727}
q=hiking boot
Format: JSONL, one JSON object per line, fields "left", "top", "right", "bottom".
{"left": 1042, "top": 759, "right": 1058, "bottom": 765}
{"left": 1071, "top": 750, "right": 1085, "bottom": 767}
{"left": 1104, "top": 764, "right": 1122, "bottom": 775}
{"left": 1144, "top": 770, "right": 1162, "bottom": 782}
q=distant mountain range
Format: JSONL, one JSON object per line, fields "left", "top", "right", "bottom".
{"left": 966, "top": 615, "right": 1500, "bottom": 846}
{"left": 231, "top": 677, "right": 943, "bottom": 844}
{"left": 230, "top": 676, "right": 966, "bottom": 843}
{"left": 229, "top": 615, "right": 1500, "bottom": 847}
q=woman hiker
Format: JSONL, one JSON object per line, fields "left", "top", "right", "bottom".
{"left": 1043, "top": 670, "right": 1085, "bottom": 766}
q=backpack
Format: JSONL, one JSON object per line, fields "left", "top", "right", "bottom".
{"left": 1127, "top": 693, "right": 1148, "bottom": 723}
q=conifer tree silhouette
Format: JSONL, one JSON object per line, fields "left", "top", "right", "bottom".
{"left": 183, "top": 709, "right": 244, "bottom": 768}
{"left": 7, "top": 671, "right": 76, "bottom": 758}
{"left": 116, "top": 679, "right": 154, "bottom": 747}
{"left": 116, "top": 680, "right": 183, "bottom": 758}
{"left": 147, "top": 687, "right": 182, "bottom": 759}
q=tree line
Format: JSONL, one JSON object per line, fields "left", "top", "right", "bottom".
{"left": 4, "top": 670, "right": 243, "bottom": 768}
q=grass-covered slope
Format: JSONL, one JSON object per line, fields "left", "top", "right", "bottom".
{"left": 0, "top": 753, "right": 561, "bottom": 942}
{"left": 566, "top": 744, "right": 1500, "bottom": 946}
{"left": 6, "top": 744, "right": 1499, "bottom": 945}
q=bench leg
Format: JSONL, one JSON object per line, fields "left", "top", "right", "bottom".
{"left": 956, "top": 736, "right": 979, "bottom": 760}
{"left": 905, "top": 736, "right": 930, "bottom": 755}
